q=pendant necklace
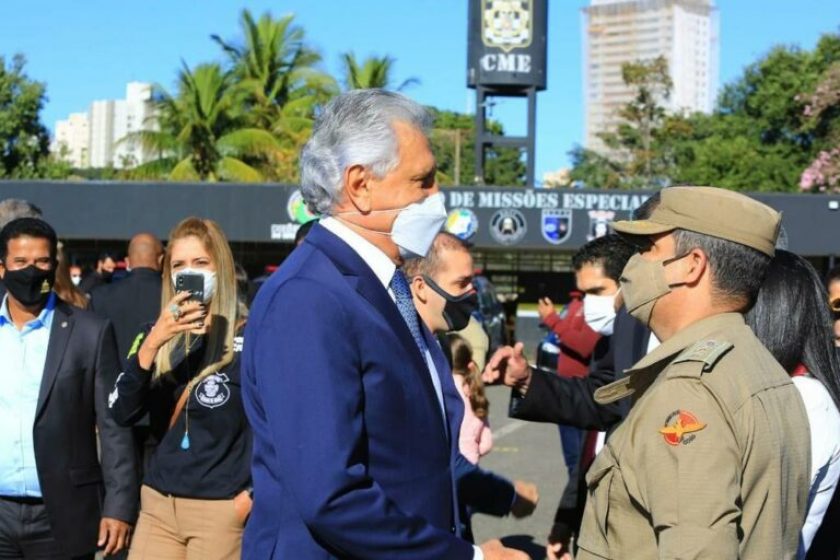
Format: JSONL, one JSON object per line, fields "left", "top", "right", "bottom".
{"left": 180, "top": 336, "right": 201, "bottom": 451}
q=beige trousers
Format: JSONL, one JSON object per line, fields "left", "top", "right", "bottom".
{"left": 127, "top": 485, "right": 244, "bottom": 560}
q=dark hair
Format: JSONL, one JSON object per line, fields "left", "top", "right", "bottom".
{"left": 572, "top": 234, "right": 635, "bottom": 283}
{"left": 745, "top": 250, "right": 840, "bottom": 408}
{"left": 295, "top": 219, "right": 316, "bottom": 245}
{"left": 0, "top": 218, "right": 58, "bottom": 264}
{"left": 632, "top": 191, "right": 661, "bottom": 220}
{"left": 672, "top": 229, "right": 770, "bottom": 311}
{"left": 826, "top": 264, "right": 840, "bottom": 288}
{"left": 0, "top": 199, "right": 42, "bottom": 229}
{"left": 98, "top": 251, "right": 116, "bottom": 262}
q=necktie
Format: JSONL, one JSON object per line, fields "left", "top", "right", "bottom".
{"left": 390, "top": 269, "right": 429, "bottom": 355}
{"left": 391, "top": 268, "right": 447, "bottom": 428}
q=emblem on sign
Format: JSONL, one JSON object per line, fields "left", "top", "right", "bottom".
{"left": 445, "top": 208, "right": 480, "bottom": 241}
{"left": 482, "top": 0, "right": 533, "bottom": 53}
{"left": 541, "top": 209, "right": 572, "bottom": 245}
{"left": 286, "top": 190, "right": 319, "bottom": 224}
{"left": 587, "top": 210, "right": 616, "bottom": 241}
{"left": 490, "top": 209, "right": 527, "bottom": 245}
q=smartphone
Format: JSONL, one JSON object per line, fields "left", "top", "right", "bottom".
{"left": 175, "top": 272, "right": 204, "bottom": 303}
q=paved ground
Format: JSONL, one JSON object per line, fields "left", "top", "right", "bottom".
{"left": 471, "top": 383, "right": 570, "bottom": 560}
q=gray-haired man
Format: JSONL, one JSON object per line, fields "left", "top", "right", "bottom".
{"left": 242, "top": 90, "right": 526, "bottom": 559}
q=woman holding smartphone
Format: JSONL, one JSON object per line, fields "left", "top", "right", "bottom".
{"left": 109, "top": 217, "right": 252, "bottom": 560}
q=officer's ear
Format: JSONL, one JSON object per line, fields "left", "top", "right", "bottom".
{"left": 680, "top": 248, "right": 708, "bottom": 286}
{"left": 0, "top": 260, "right": 4, "bottom": 279}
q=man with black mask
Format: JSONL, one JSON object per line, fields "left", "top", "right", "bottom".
{"left": 0, "top": 218, "right": 137, "bottom": 559}
{"left": 79, "top": 251, "right": 117, "bottom": 295}
{"left": 404, "top": 232, "right": 540, "bottom": 541}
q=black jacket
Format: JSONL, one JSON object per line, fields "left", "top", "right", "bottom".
{"left": 508, "top": 306, "right": 650, "bottom": 545}
{"left": 90, "top": 268, "right": 162, "bottom": 369}
{"left": 34, "top": 300, "right": 138, "bottom": 557}
{"left": 509, "top": 307, "right": 650, "bottom": 431}
{"left": 109, "top": 330, "right": 252, "bottom": 500}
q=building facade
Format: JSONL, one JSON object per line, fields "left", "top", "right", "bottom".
{"left": 583, "top": 0, "right": 719, "bottom": 152}
{"left": 53, "top": 82, "right": 157, "bottom": 169}
{"left": 52, "top": 112, "right": 90, "bottom": 168}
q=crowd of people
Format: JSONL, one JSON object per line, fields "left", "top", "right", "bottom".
{"left": 0, "top": 88, "right": 838, "bottom": 560}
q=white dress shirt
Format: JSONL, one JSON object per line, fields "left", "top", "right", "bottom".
{"left": 792, "top": 375, "right": 840, "bottom": 558}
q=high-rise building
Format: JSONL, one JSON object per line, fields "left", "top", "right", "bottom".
{"left": 88, "top": 100, "right": 115, "bottom": 168}
{"left": 111, "top": 82, "right": 156, "bottom": 168}
{"left": 52, "top": 112, "right": 90, "bottom": 168}
{"left": 583, "top": 0, "right": 719, "bottom": 152}
{"left": 53, "top": 82, "right": 157, "bottom": 169}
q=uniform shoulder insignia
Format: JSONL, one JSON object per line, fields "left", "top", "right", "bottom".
{"left": 659, "top": 409, "right": 706, "bottom": 446}
{"left": 672, "top": 339, "right": 733, "bottom": 373}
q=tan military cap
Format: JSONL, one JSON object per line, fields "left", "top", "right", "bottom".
{"left": 611, "top": 186, "right": 781, "bottom": 256}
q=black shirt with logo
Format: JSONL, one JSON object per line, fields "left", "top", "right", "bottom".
{"left": 108, "top": 330, "right": 251, "bottom": 499}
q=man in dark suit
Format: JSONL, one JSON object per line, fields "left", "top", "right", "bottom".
{"left": 242, "top": 90, "right": 524, "bottom": 559}
{"left": 90, "top": 233, "right": 163, "bottom": 367}
{"left": 0, "top": 218, "right": 137, "bottom": 559}
{"left": 405, "top": 232, "right": 539, "bottom": 542}
{"left": 79, "top": 252, "right": 116, "bottom": 296}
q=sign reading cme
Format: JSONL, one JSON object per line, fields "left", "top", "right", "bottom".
{"left": 467, "top": 0, "right": 548, "bottom": 90}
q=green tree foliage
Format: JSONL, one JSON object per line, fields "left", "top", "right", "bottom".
{"left": 127, "top": 62, "right": 282, "bottom": 182}
{"left": 599, "top": 56, "right": 678, "bottom": 187}
{"left": 0, "top": 54, "right": 56, "bottom": 178}
{"left": 572, "top": 32, "right": 840, "bottom": 192}
{"left": 571, "top": 56, "right": 690, "bottom": 189}
{"left": 340, "top": 52, "right": 419, "bottom": 91}
{"left": 213, "top": 9, "right": 337, "bottom": 181}
{"left": 672, "top": 33, "right": 840, "bottom": 192}
{"left": 428, "top": 108, "right": 526, "bottom": 187}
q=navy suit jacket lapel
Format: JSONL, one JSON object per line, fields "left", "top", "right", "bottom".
{"left": 305, "top": 224, "right": 441, "bottom": 408}
{"left": 424, "top": 328, "right": 463, "bottom": 444}
{"left": 36, "top": 302, "right": 75, "bottom": 420}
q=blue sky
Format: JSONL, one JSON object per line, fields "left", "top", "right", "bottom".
{"left": 1, "top": 1, "right": 838, "bottom": 181}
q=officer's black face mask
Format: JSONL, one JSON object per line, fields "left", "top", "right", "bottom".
{"left": 422, "top": 275, "right": 478, "bottom": 332}
{"left": 2, "top": 265, "right": 55, "bottom": 308}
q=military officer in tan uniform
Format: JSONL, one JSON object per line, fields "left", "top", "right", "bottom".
{"left": 486, "top": 186, "right": 811, "bottom": 559}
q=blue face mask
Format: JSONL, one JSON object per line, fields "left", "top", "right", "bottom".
{"left": 336, "top": 192, "right": 448, "bottom": 258}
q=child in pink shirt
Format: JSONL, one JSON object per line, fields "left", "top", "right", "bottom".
{"left": 449, "top": 335, "right": 493, "bottom": 464}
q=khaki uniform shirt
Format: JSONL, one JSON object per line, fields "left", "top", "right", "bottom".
{"left": 577, "top": 313, "right": 810, "bottom": 560}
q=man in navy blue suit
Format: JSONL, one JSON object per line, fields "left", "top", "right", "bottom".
{"left": 404, "top": 231, "right": 540, "bottom": 541}
{"left": 242, "top": 90, "right": 526, "bottom": 559}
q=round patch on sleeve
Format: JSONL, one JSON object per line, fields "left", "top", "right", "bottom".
{"left": 659, "top": 409, "right": 706, "bottom": 446}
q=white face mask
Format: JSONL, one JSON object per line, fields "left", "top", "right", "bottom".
{"left": 71, "top": 275, "right": 81, "bottom": 286}
{"left": 391, "top": 192, "right": 448, "bottom": 258}
{"left": 171, "top": 268, "right": 217, "bottom": 304}
{"left": 583, "top": 293, "right": 618, "bottom": 336}
{"left": 336, "top": 192, "right": 448, "bottom": 259}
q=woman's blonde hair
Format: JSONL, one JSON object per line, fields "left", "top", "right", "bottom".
{"left": 154, "top": 217, "right": 237, "bottom": 381}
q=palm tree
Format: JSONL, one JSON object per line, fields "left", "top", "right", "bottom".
{"left": 340, "top": 52, "right": 419, "bottom": 91}
{"left": 125, "top": 62, "right": 282, "bottom": 182}
{"left": 212, "top": 9, "right": 337, "bottom": 130}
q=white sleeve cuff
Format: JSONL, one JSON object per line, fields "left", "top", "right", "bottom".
{"left": 473, "top": 544, "right": 485, "bottom": 560}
